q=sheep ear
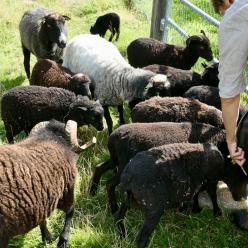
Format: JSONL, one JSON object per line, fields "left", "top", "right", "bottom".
{"left": 63, "top": 15, "right": 71, "bottom": 21}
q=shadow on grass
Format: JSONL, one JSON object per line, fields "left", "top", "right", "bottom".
{"left": 1, "top": 75, "right": 26, "bottom": 91}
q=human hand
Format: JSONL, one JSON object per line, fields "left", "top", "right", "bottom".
{"left": 227, "top": 141, "right": 246, "bottom": 168}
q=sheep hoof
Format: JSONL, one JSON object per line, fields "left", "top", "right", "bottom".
{"left": 57, "top": 237, "right": 68, "bottom": 248}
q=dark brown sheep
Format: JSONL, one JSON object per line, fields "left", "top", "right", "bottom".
{"left": 131, "top": 96, "right": 224, "bottom": 128}
{"left": 1, "top": 86, "right": 104, "bottom": 143}
{"left": 30, "top": 59, "right": 92, "bottom": 98}
{"left": 0, "top": 119, "right": 96, "bottom": 248}
{"left": 127, "top": 30, "right": 213, "bottom": 69}
{"left": 142, "top": 62, "right": 219, "bottom": 97}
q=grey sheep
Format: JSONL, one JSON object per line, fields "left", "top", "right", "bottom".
{"left": 127, "top": 30, "right": 213, "bottom": 69}
{"left": 19, "top": 7, "right": 70, "bottom": 78}
{"left": 62, "top": 34, "right": 171, "bottom": 134}
{"left": 90, "top": 122, "right": 248, "bottom": 214}
{"left": 1, "top": 86, "right": 104, "bottom": 143}
{"left": 143, "top": 62, "right": 219, "bottom": 96}
{"left": 131, "top": 96, "right": 224, "bottom": 128}
{"left": 0, "top": 119, "right": 96, "bottom": 248}
{"left": 115, "top": 143, "right": 225, "bottom": 248}
{"left": 183, "top": 85, "right": 247, "bottom": 122}
{"left": 30, "top": 59, "right": 92, "bottom": 98}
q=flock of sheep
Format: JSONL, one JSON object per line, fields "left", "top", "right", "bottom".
{"left": 1, "top": 6, "right": 248, "bottom": 248}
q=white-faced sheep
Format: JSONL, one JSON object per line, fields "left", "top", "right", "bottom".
{"left": 62, "top": 34, "right": 171, "bottom": 133}
{"left": 1, "top": 86, "right": 104, "bottom": 143}
{"left": 30, "top": 59, "right": 92, "bottom": 98}
{"left": 127, "top": 30, "right": 213, "bottom": 69}
{"left": 131, "top": 96, "right": 224, "bottom": 128}
{"left": 0, "top": 119, "right": 96, "bottom": 248}
{"left": 90, "top": 12, "right": 120, "bottom": 41}
{"left": 89, "top": 122, "right": 248, "bottom": 214}
{"left": 143, "top": 62, "right": 219, "bottom": 96}
{"left": 183, "top": 85, "right": 247, "bottom": 122}
{"left": 19, "top": 7, "right": 70, "bottom": 78}
{"left": 115, "top": 143, "right": 226, "bottom": 248}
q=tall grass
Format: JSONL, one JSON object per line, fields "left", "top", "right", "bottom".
{"left": 1, "top": 0, "right": 248, "bottom": 247}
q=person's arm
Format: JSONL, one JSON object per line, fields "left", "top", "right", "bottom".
{"left": 221, "top": 95, "right": 246, "bottom": 166}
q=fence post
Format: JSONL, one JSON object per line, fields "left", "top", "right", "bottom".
{"left": 162, "top": 0, "right": 173, "bottom": 42}
{"left": 150, "top": 0, "right": 167, "bottom": 40}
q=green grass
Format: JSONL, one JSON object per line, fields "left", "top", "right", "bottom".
{"left": 1, "top": 0, "right": 248, "bottom": 247}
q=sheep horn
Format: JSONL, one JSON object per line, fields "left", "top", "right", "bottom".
{"left": 200, "top": 30, "right": 207, "bottom": 37}
{"left": 65, "top": 120, "right": 96, "bottom": 153}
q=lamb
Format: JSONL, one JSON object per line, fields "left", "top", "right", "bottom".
{"left": 183, "top": 85, "right": 247, "bottom": 122}
{"left": 30, "top": 59, "right": 92, "bottom": 98}
{"left": 0, "top": 119, "right": 96, "bottom": 248}
{"left": 90, "top": 12, "right": 120, "bottom": 41}
{"left": 127, "top": 30, "right": 213, "bottom": 69}
{"left": 143, "top": 62, "right": 219, "bottom": 96}
{"left": 62, "top": 34, "right": 171, "bottom": 133}
{"left": 90, "top": 122, "right": 248, "bottom": 214}
{"left": 19, "top": 7, "right": 70, "bottom": 78}
{"left": 1, "top": 86, "right": 104, "bottom": 143}
{"left": 115, "top": 143, "right": 226, "bottom": 248}
{"left": 131, "top": 96, "right": 224, "bottom": 128}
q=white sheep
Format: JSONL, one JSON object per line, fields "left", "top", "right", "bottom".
{"left": 62, "top": 34, "right": 170, "bottom": 133}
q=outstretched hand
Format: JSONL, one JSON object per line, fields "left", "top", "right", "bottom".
{"left": 227, "top": 142, "right": 246, "bottom": 167}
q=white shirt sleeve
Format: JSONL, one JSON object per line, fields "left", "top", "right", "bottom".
{"left": 218, "top": 9, "right": 248, "bottom": 98}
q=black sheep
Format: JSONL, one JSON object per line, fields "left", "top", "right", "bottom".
{"left": 183, "top": 85, "right": 247, "bottom": 122}
{"left": 115, "top": 143, "right": 225, "bottom": 248}
{"left": 90, "top": 12, "right": 120, "bottom": 41}
{"left": 1, "top": 86, "right": 104, "bottom": 143}
{"left": 127, "top": 30, "right": 213, "bottom": 69}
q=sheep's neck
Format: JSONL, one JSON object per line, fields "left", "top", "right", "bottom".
{"left": 39, "top": 25, "right": 54, "bottom": 52}
{"left": 179, "top": 47, "right": 199, "bottom": 70}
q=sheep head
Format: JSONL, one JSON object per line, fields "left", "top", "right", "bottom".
{"left": 186, "top": 31, "right": 213, "bottom": 61}
{"left": 144, "top": 74, "right": 171, "bottom": 98}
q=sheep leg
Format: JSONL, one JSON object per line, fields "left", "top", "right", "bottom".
{"left": 22, "top": 44, "right": 31, "bottom": 79}
{"left": 107, "top": 174, "right": 121, "bottom": 214}
{"left": 103, "top": 106, "right": 113, "bottom": 134}
{"left": 114, "top": 191, "right": 130, "bottom": 237}
{"left": 40, "top": 221, "right": 54, "bottom": 243}
{"left": 136, "top": 208, "right": 163, "bottom": 248}
{"left": 0, "top": 238, "right": 9, "bottom": 248}
{"left": 206, "top": 181, "right": 222, "bottom": 217}
{"left": 5, "top": 127, "right": 14, "bottom": 144}
{"left": 192, "top": 191, "right": 203, "bottom": 213}
{"left": 117, "top": 105, "right": 125, "bottom": 125}
{"left": 57, "top": 207, "right": 74, "bottom": 248}
{"left": 109, "top": 22, "right": 114, "bottom": 41}
{"left": 115, "top": 28, "right": 120, "bottom": 41}
{"left": 89, "top": 160, "right": 112, "bottom": 195}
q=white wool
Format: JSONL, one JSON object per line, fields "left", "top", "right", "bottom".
{"left": 62, "top": 34, "right": 152, "bottom": 105}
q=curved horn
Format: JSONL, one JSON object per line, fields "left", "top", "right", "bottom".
{"left": 186, "top": 35, "right": 202, "bottom": 46}
{"left": 200, "top": 30, "right": 206, "bottom": 37}
{"left": 65, "top": 120, "right": 96, "bottom": 153}
{"left": 30, "top": 121, "right": 50, "bottom": 136}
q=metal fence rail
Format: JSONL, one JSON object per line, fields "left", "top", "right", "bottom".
{"left": 161, "top": 0, "right": 220, "bottom": 42}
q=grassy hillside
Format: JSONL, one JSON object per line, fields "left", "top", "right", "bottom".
{"left": 1, "top": 0, "right": 248, "bottom": 247}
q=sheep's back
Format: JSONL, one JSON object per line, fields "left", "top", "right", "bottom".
{"left": 131, "top": 96, "right": 224, "bottom": 128}
{"left": 1, "top": 86, "right": 76, "bottom": 131}
{"left": 30, "top": 59, "right": 72, "bottom": 88}
{"left": 0, "top": 139, "right": 77, "bottom": 237}
{"left": 62, "top": 34, "right": 130, "bottom": 105}
{"left": 121, "top": 143, "right": 224, "bottom": 209}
